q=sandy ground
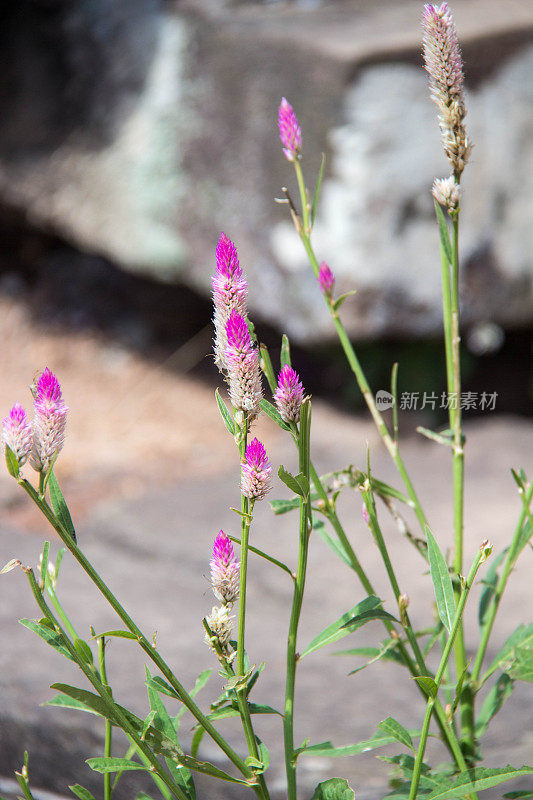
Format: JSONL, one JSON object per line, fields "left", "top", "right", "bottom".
{"left": 0, "top": 295, "right": 532, "bottom": 800}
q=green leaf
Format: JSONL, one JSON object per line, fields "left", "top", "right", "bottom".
{"left": 259, "top": 344, "right": 277, "bottom": 394}
{"left": 475, "top": 674, "right": 514, "bottom": 737}
{"left": 311, "top": 777, "right": 355, "bottom": 800}
{"left": 278, "top": 465, "right": 306, "bottom": 497}
{"left": 145, "top": 676, "right": 180, "bottom": 700}
{"left": 434, "top": 200, "right": 453, "bottom": 265}
{"left": 425, "top": 766, "right": 533, "bottom": 799}
{"left": 93, "top": 629, "right": 138, "bottom": 641}
{"left": 20, "top": 619, "right": 75, "bottom": 662}
{"left": 145, "top": 667, "right": 178, "bottom": 740}
{"left": 280, "top": 334, "right": 291, "bottom": 368}
{"left": 311, "top": 152, "right": 326, "bottom": 227}
{"left": 5, "top": 444, "right": 19, "bottom": 478}
{"left": 1, "top": 558, "right": 22, "bottom": 574}
{"left": 86, "top": 757, "right": 147, "bottom": 774}
{"left": 74, "top": 638, "right": 94, "bottom": 664}
{"left": 270, "top": 497, "right": 300, "bottom": 515}
{"left": 377, "top": 717, "right": 414, "bottom": 751}
{"left": 301, "top": 596, "right": 397, "bottom": 658}
{"left": 259, "top": 398, "right": 291, "bottom": 431}
{"left": 45, "top": 693, "right": 102, "bottom": 717}
{"left": 48, "top": 471, "right": 77, "bottom": 543}
{"left": 215, "top": 389, "right": 235, "bottom": 436}
{"left": 69, "top": 785, "right": 97, "bottom": 800}
{"left": 412, "top": 676, "right": 438, "bottom": 699}
{"left": 136, "top": 794, "right": 156, "bottom": 800}
{"left": 190, "top": 726, "right": 205, "bottom": 758}
{"left": 488, "top": 624, "right": 533, "bottom": 677}
{"left": 226, "top": 534, "right": 293, "bottom": 578}
{"left": 504, "top": 793, "right": 533, "bottom": 798}
{"left": 425, "top": 526, "right": 455, "bottom": 633}
{"left": 207, "top": 703, "right": 282, "bottom": 722}
{"left": 370, "top": 477, "right": 413, "bottom": 507}
{"left": 299, "top": 729, "right": 422, "bottom": 759}
{"left": 316, "top": 528, "right": 355, "bottom": 570}
{"left": 174, "top": 668, "right": 212, "bottom": 724}
{"left": 333, "top": 291, "right": 357, "bottom": 312}
{"left": 479, "top": 547, "right": 508, "bottom": 626}
{"left": 50, "top": 684, "right": 112, "bottom": 718}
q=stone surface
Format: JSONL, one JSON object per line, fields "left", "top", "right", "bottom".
{"left": 1, "top": 0, "right": 533, "bottom": 341}
{"left": 1, "top": 408, "right": 533, "bottom": 799}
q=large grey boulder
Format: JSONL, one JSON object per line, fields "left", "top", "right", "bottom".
{"left": 1, "top": 0, "right": 533, "bottom": 341}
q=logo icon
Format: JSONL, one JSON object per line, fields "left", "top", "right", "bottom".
{"left": 376, "top": 390, "right": 394, "bottom": 411}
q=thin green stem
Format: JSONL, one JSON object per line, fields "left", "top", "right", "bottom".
{"left": 294, "top": 161, "right": 310, "bottom": 234}
{"left": 98, "top": 637, "right": 113, "bottom": 800}
{"left": 284, "top": 399, "right": 311, "bottom": 800}
{"left": 409, "top": 550, "right": 486, "bottom": 800}
{"left": 472, "top": 482, "right": 533, "bottom": 685}
{"left": 25, "top": 568, "right": 190, "bottom": 800}
{"left": 18, "top": 478, "right": 255, "bottom": 783}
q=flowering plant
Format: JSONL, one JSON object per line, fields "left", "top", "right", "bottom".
{"left": 2, "top": 5, "right": 533, "bottom": 800}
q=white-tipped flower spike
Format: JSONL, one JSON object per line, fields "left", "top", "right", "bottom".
{"left": 205, "top": 605, "right": 233, "bottom": 649}
{"left": 241, "top": 438, "right": 272, "bottom": 501}
{"left": 225, "top": 309, "right": 262, "bottom": 417}
{"left": 212, "top": 233, "right": 248, "bottom": 371}
{"left": 2, "top": 403, "right": 33, "bottom": 468}
{"left": 210, "top": 531, "right": 240, "bottom": 605}
{"left": 422, "top": 3, "right": 471, "bottom": 176}
{"left": 274, "top": 365, "right": 305, "bottom": 424}
{"left": 432, "top": 176, "right": 461, "bottom": 211}
{"left": 30, "top": 368, "right": 68, "bottom": 472}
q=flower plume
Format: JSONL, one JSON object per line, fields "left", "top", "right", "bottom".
{"left": 274, "top": 365, "right": 305, "bottom": 424}
{"left": 2, "top": 403, "right": 32, "bottom": 467}
{"left": 225, "top": 310, "right": 262, "bottom": 417}
{"left": 210, "top": 531, "right": 240, "bottom": 605}
{"left": 318, "top": 262, "right": 335, "bottom": 296}
{"left": 30, "top": 368, "right": 68, "bottom": 472}
{"left": 422, "top": 3, "right": 471, "bottom": 175}
{"left": 241, "top": 438, "right": 271, "bottom": 500}
{"left": 212, "top": 233, "right": 248, "bottom": 370}
{"left": 278, "top": 98, "right": 302, "bottom": 162}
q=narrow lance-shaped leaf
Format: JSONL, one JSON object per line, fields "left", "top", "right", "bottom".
{"left": 215, "top": 389, "right": 235, "bottom": 436}
{"left": 424, "top": 766, "right": 533, "bottom": 799}
{"left": 280, "top": 334, "right": 291, "bottom": 368}
{"left": 425, "top": 526, "right": 456, "bottom": 633}
{"left": 69, "top": 785, "right": 97, "bottom": 800}
{"left": 86, "top": 758, "right": 147, "bottom": 774}
{"left": 48, "top": 471, "right": 77, "bottom": 543}
{"left": 259, "top": 398, "right": 292, "bottom": 432}
{"left": 377, "top": 717, "right": 415, "bottom": 751}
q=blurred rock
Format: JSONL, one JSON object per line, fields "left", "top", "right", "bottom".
{"left": 1, "top": 1, "right": 533, "bottom": 341}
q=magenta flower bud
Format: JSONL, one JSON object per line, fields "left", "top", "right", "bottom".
{"left": 212, "top": 233, "right": 248, "bottom": 371}
{"left": 318, "top": 261, "right": 335, "bottom": 296}
{"left": 30, "top": 368, "right": 68, "bottom": 472}
{"left": 241, "top": 438, "right": 271, "bottom": 501}
{"left": 274, "top": 365, "right": 305, "bottom": 424}
{"left": 210, "top": 531, "right": 240, "bottom": 605}
{"left": 225, "top": 309, "right": 262, "bottom": 417}
{"left": 2, "top": 403, "right": 33, "bottom": 467}
{"left": 422, "top": 3, "right": 471, "bottom": 175}
{"left": 278, "top": 97, "right": 302, "bottom": 162}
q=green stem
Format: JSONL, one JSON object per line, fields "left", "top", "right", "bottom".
{"left": 284, "top": 400, "right": 311, "bottom": 800}
{"left": 409, "top": 550, "right": 486, "bottom": 800}
{"left": 98, "top": 637, "right": 113, "bottom": 800}
{"left": 25, "top": 569, "right": 189, "bottom": 800}
{"left": 294, "top": 161, "right": 310, "bottom": 234}
{"left": 18, "top": 478, "right": 255, "bottom": 783}
{"left": 472, "top": 482, "right": 533, "bottom": 685}
{"left": 296, "top": 225, "right": 429, "bottom": 536}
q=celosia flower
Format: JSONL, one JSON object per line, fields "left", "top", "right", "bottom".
{"left": 274, "top": 365, "right": 305, "bottom": 424}
{"left": 205, "top": 605, "right": 233, "bottom": 649}
{"left": 2, "top": 403, "right": 32, "bottom": 467}
{"left": 432, "top": 176, "right": 460, "bottom": 211}
{"left": 225, "top": 310, "right": 262, "bottom": 416}
{"left": 241, "top": 438, "right": 271, "bottom": 500}
{"left": 212, "top": 233, "right": 248, "bottom": 370}
{"left": 30, "top": 368, "right": 68, "bottom": 472}
{"left": 318, "top": 261, "right": 335, "bottom": 296}
{"left": 278, "top": 98, "right": 302, "bottom": 162}
{"left": 422, "top": 3, "right": 471, "bottom": 175}
{"left": 210, "top": 531, "right": 240, "bottom": 605}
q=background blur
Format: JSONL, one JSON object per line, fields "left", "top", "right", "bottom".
{"left": 0, "top": 1, "right": 532, "bottom": 799}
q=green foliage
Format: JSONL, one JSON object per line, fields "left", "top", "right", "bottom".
{"left": 425, "top": 526, "right": 456, "bottom": 633}
{"left": 310, "top": 777, "right": 355, "bottom": 800}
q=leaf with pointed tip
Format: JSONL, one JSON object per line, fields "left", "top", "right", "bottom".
{"left": 215, "top": 389, "right": 235, "bottom": 436}
{"left": 479, "top": 547, "right": 508, "bottom": 626}
{"left": 278, "top": 465, "right": 306, "bottom": 497}
{"left": 475, "top": 674, "right": 514, "bottom": 737}
{"left": 20, "top": 619, "right": 75, "bottom": 662}
{"left": 425, "top": 526, "right": 455, "bottom": 633}
{"left": 425, "top": 766, "right": 533, "bottom": 799}
{"left": 86, "top": 757, "right": 146, "bottom": 774}
{"left": 48, "top": 471, "right": 77, "bottom": 543}
{"left": 45, "top": 693, "right": 102, "bottom": 717}
{"left": 5, "top": 444, "right": 19, "bottom": 478}
{"left": 377, "top": 717, "right": 414, "bottom": 751}
{"left": 412, "top": 676, "right": 438, "bottom": 699}
{"left": 434, "top": 200, "right": 453, "bottom": 265}
{"left": 300, "top": 728, "right": 422, "bottom": 759}
{"left": 311, "top": 778, "right": 355, "bottom": 800}
{"left": 280, "top": 334, "right": 291, "bottom": 368}
{"left": 333, "top": 291, "right": 357, "bottom": 312}
{"left": 69, "top": 785, "right": 96, "bottom": 800}
{"left": 259, "top": 398, "right": 291, "bottom": 431}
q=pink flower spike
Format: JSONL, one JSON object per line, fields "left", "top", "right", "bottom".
{"left": 212, "top": 233, "right": 248, "bottom": 371}
{"left": 274, "top": 365, "right": 305, "bottom": 424}
{"left": 210, "top": 531, "right": 240, "bottom": 604}
{"left": 2, "top": 403, "right": 33, "bottom": 467}
{"left": 318, "top": 262, "right": 335, "bottom": 296}
{"left": 225, "top": 310, "right": 262, "bottom": 417}
{"left": 241, "top": 438, "right": 271, "bottom": 501}
{"left": 278, "top": 98, "right": 302, "bottom": 162}
{"left": 30, "top": 368, "right": 68, "bottom": 472}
